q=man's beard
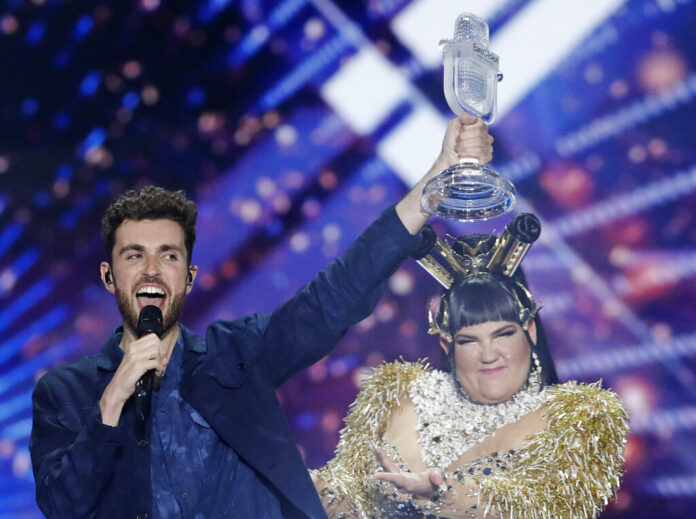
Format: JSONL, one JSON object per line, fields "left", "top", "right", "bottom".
{"left": 115, "top": 282, "right": 186, "bottom": 336}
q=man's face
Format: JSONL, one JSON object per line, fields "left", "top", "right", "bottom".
{"left": 101, "top": 219, "right": 196, "bottom": 336}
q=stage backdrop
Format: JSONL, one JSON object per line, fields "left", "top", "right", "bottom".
{"left": 1, "top": 0, "right": 696, "bottom": 517}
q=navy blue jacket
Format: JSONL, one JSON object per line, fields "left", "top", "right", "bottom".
{"left": 30, "top": 206, "right": 425, "bottom": 519}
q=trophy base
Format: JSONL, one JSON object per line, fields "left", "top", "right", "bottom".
{"left": 421, "top": 161, "right": 516, "bottom": 221}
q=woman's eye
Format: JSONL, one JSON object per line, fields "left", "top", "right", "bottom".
{"left": 497, "top": 330, "right": 515, "bottom": 338}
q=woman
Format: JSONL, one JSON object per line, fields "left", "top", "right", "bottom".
{"left": 312, "top": 222, "right": 628, "bottom": 519}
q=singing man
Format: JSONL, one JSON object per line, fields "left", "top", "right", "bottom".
{"left": 29, "top": 113, "right": 492, "bottom": 518}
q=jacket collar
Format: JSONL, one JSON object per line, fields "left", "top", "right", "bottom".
{"left": 95, "top": 323, "right": 206, "bottom": 372}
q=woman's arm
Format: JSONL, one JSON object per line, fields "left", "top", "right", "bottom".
{"left": 373, "top": 382, "right": 628, "bottom": 519}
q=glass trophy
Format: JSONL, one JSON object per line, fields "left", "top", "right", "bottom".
{"left": 421, "top": 12, "right": 516, "bottom": 222}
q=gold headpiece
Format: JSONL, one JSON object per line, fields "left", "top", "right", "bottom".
{"left": 420, "top": 213, "right": 543, "bottom": 339}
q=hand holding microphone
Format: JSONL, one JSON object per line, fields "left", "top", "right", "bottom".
{"left": 99, "top": 306, "right": 164, "bottom": 427}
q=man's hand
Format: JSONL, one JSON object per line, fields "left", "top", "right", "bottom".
{"left": 435, "top": 112, "right": 493, "bottom": 172}
{"left": 395, "top": 113, "right": 494, "bottom": 234}
{"left": 370, "top": 442, "right": 444, "bottom": 496}
{"left": 99, "top": 334, "right": 165, "bottom": 427}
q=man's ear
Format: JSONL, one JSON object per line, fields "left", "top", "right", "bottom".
{"left": 185, "top": 265, "right": 198, "bottom": 293}
{"left": 100, "top": 262, "right": 115, "bottom": 294}
{"left": 439, "top": 337, "right": 451, "bottom": 356}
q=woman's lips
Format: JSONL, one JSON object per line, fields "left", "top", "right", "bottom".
{"left": 479, "top": 366, "right": 505, "bottom": 374}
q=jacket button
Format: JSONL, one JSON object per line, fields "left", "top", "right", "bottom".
{"left": 138, "top": 440, "right": 149, "bottom": 448}
{"left": 238, "top": 362, "right": 246, "bottom": 370}
{"left": 136, "top": 514, "right": 148, "bottom": 519}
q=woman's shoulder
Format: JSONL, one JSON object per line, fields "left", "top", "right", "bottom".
{"left": 358, "top": 359, "right": 432, "bottom": 400}
{"left": 544, "top": 380, "right": 628, "bottom": 426}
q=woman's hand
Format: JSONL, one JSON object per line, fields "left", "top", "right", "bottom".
{"left": 370, "top": 442, "right": 445, "bottom": 497}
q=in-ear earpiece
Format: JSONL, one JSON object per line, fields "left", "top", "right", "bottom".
{"left": 105, "top": 270, "right": 113, "bottom": 285}
{"left": 186, "top": 271, "right": 193, "bottom": 285}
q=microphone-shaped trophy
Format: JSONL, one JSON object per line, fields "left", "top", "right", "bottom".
{"left": 421, "top": 12, "right": 516, "bottom": 221}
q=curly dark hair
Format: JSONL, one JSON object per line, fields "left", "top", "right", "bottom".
{"left": 101, "top": 186, "right": 198, "bottom": 264}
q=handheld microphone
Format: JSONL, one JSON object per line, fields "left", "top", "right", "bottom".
{"left": 134, "top": 305, "right": 163, "bottom": 423}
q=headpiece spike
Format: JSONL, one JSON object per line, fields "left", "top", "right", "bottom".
{"left": 418, "top": 213, "right": 543, "bottom": 340}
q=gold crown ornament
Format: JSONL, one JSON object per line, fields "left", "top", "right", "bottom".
{"left": 419, "top": 213, "right": 543, "bottom": 339}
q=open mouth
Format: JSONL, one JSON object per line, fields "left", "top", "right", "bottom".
{"left": 135, "top": 285, "right": 167, "bottom": 309}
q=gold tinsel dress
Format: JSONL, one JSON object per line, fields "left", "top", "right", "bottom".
{"left": 313, "top": 361, "right": 628, "bottom": 519}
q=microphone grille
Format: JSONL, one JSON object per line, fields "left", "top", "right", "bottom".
{"left": 453, "top": 12, "right": 489, "bottom": 46}
{"left": 137, "top": 305, "right": 163, "bottom": 338}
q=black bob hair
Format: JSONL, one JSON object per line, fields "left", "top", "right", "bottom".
{"left": 437, "top": 237, "right": 559, "bottom": 388}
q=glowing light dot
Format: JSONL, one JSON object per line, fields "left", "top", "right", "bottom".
{"left": 275, "top": 124, "right": 297, "bottom": 147}
{"left": 272, "top": 193, "right": 291, "bottom": 214}
{"left": 0, "top": 269, "right": 16, "bottom": 292}
{"left": 263, "top": 111, "right": 280, "bottom": 128}
{"left": 648, "top": 138, "right": 667, "bottom": 158}
{"left": 256, "top": 177, "right": 276, "bottom": 198}
{"left": 283, "top": 170, "right": 304, "bottom": 189}
{"left": 237, "top": 199, "right": 262, "bottom": 223}
{"left": 389, "top": 269, "right": 414, "bottom": 295}
{"left": 610, "top": 79, "right": 629, "bottom": 98}
{"left": 321, "top": 412, "right": 340, "bottom": 433}
{"left": 628, "top": 145, "right": 647, "bottom": 163}
{"left": 399, "top": 320, "right": 418, "bottom": 339}
{"left": 290, "top": 232, "right": 311, "bottom": 253}
{"left": 0, "top": 440, "right": 16, "bottom": 459}
{"left": 329, "top": 359, "right": 349, "bottom": 378}
{"left": 199, "top": 272, "right": 217, "bottom": 290}
{"left": 1, "top": 15, "right": 19, "bottom": 34}
{"left": 301, "top": 199, "right": 321, "bottom": 219}
{"left": 308, "top": 359, "right": 327, "bottom": 382}
{"left": 322, "top": 223, "right": 341, "bottom": 243}
{"left": 319, "top": 170, "right": 338, "bottom": 190}
{"left": 651, "top": 322, "right": 673, "bottom": 343}
{"left": 12, "top": 449, "right": 31, "bottom": 477}
{"left": 199, "top": 112, "right": 224, "bottom": 133}
{"left": 220, "top": 260, "right": 238, "bottom": 278}
{"left": 141, "top": 85, "right": 159, "bottom": 105}
{"left": 53, "top": 179, "right": 70, "bottom": 198}
{"left": 304, "top": 18, "right": 325, "bottom": 41}
{"left": 122, "top": 60, "right": 142, "bottom": 79}
{"left": 608, "top": 246, "right": 631, "bottom": 267}
{"left": 375, "top": 301, "right": 396, "bottom": 322}
{"left": 234, "top": 128, "right": 251, "bottom": 146}
{"left": 601, "top": 299, "right": 622, "bottom": 318}
{"left": 141, "top": 0, "right": 160, "bottom": 10}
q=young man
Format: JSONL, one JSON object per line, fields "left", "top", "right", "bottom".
{"left": 29, "top": 114, "right": 492, "bottom": 518}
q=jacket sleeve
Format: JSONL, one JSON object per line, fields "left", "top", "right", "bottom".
{"left": 30, "top": 371, "right": 128, "bottom": 519}
{"left": 261, "top": 204, "right": 427, "bottom": 386}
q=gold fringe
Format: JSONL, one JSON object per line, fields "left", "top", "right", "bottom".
{"left": 314, "top": 364, "right": 629, "bottom": 519}
{"left": 313, "top": 359, "right": 429, "bottom": 518}
{"left": 477, "top": 380, "right": 629, "bottom": 519}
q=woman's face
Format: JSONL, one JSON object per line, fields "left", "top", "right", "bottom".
{"left": 440, "top": 320, "right": 536, "bottom": 404}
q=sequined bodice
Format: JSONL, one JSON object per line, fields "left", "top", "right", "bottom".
{"left": 408, "top": 369, "right": 546, "bottom": 468}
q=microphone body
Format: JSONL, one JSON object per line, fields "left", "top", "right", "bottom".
{"left": 134, "top": 305, "right": 163, "bottom": 423}
{"left": 441, "top": 12, "right": 501, "bottom": 124}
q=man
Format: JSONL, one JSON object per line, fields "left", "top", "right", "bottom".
{"left": 30, "top": 114, "right": 492, "bottom": 518}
